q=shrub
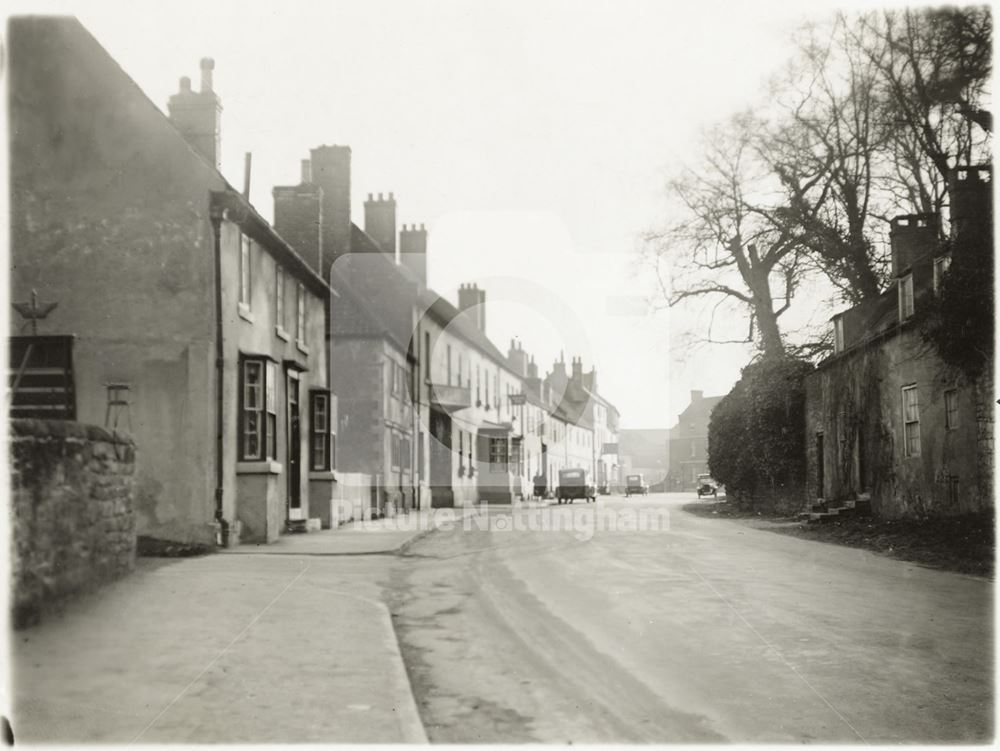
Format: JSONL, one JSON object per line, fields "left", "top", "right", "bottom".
{"left": 708, "top": 356, "right": 814, "bottom": 509}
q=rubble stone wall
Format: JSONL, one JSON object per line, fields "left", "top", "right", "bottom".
{"left": 10, "top": 418, "right": 137, "bottom": 627}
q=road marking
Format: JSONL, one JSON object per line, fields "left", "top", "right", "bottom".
{"left": 687, "top": 564, "right": 868, "bottom": 744}
{"left": 130, "top": 563, "right": 311, "bottom": 743}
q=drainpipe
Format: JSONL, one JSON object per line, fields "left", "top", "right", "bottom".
{"left": 210, "top": 203, "right": 229, "bottom": 546}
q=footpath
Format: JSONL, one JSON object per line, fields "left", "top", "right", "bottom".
{"left": 7, "top": 510, "right": 476, "bottom": 744}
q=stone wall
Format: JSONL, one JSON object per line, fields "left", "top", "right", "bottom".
{"left": 10, "top": 418, "right": 137, "bottom": 627}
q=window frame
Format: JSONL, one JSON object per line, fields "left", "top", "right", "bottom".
{"left": 898, "top": 274, "right": 915, "bottom": 320}
{"left": 933, "top": 254, "right": 952, "bottom": 295}
{"left": 488, "top": 437, "right": 508, "bottom": 471}
{"left": 296, "top": 282, "right": 306, "bottom": 346}
{"left": 944, "top": 388, "right": 959, "bottom": 430}
{"left": 240, "top": 233, "right": 252, "bottom": 308}
{"left": 239, "top": 355, "right": 276, "bottom": 462}
{"left": 310, "top": 389, "right": 333, "bottom": 471}
{"left": 901, "top": 384, "right": 921, "bottom": 457}
{"left": 275, "top": 266, "right": 285, "bottom": 332}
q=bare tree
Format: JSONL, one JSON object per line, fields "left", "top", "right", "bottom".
{"left": 762, "top": 16, "right": 891, "bottom": 304}
{"left": 855, "top": 7, "right": 992, "bottom": 214}
{"left": 649, "top": 117, "right": 814, "bottom": 359}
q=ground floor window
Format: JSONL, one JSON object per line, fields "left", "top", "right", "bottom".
{"left": 489, "top": 437, "right": 508, "bottom": 471}
{"left": 401, "top": 436, "right": 412, "bottom": 471}
{"left": 310, "top": 390, "right": 332, "bottom": 471}
{"left": 391, "top": 432, "right": 401, "bottom": 468}
{"left": 901, "top": 384, "right": 920, "bottom": 457}
{"left": 510, "top": 437, "right": 523, "bottom": 476}
{"left": 240, "top": 356, "right": 276, "bottom": 461}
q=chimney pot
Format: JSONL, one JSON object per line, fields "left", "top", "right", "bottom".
{"left": 199, "top": 57, "right": 215, "bottom": 93}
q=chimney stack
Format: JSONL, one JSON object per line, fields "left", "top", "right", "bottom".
{"left": 690, "top": 389, "right": 703, "bottom": 403}
{"left": 950, "top": 165, "right": 992, "bottom": 246}
{"left": 571, "top": 357, "right": 583, "bottom": 382}
{"left": 274, "top": 153, "right": 324, "bottom": 275}
{"left": 309, "top": 145, "right": 353, "bottom": 276}
{"left": 400, "top": 224, "right": 428, "bottom": 285}
{"left": 200, "top": 57, "right": 214, "bottom": 93}
{"left": 364, "top": 192, "right": 397, "bottom": 259}
{"left": 167, "top": 58, "right": 222, "bottom": 169}
{"left": 508, "top": 339, "right": 528, "bottom": 377}
{"left": 527, "top": 355, "right": 539, "bottom": 380}
{"left": 457, "top": 283, "right": 487, "bottom": 333}
{"left": 889, "top": 213, "right": 940, "bottom": 277}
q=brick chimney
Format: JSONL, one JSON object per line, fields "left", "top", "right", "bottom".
{"left": 273, "top": 157, "right": 323, "bottom": 274}
{"left": 508, "top": 339, "right": 528, "bottom": 376}
{"left": 167, "top": 58, "right": 222, "bottom": 169}
{"left": 400, "top": 224, "right": 428, "bottom": 285}
{"left": 950, "top": 165, "right": 992, "bottom": 244}
{"left": 889, "top": 213, "right": 940, "bottom": 277}
{"left": 527, "top": 355, "right": 539, "bottom": 379}
{"left": 690, "top": 389, "right": 703, "bottom": 403}
{"left": 309, "top": 145, "right": 352, "bottom": 277}
{"left": 458, "top": 283, "right": 486, "bottom": 333}
{"left": 571, "top": 356, "right": 583, "bottom": 383}
{"left": 364, "top": 192, "right": 396, "bottom": 258}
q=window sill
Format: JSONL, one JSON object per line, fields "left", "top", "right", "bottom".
{"left": 296, "top": 340, "right": 310, "bottom": 356}
{"left": 309, "top": 470, "right": 337, "bottom": 481}
{"left": 238, "top": 303, "right": 255, "bottom": 324}
{"left": 275, "top": 326, "right": 290, "bottom": 342}
{"left": 237, "top": 460, "right": 283, "bottom": 475}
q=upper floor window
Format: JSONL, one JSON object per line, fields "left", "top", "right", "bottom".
{"left": 424, "top": 332, "right": 431, "bottom": 380}
{"left": 240, "top": 234, "right": 252, "bottom": 307}
{"left": 898, "top": 274, "right": 914, "bottom": 320}
{"left": 944, "top": 389, "right": 959, "bottom": 430}
{"left": 933, "top": 254, "right": 952, "bottom": 294}
{"left": 240, "top": 356, "right": 276, "bottom": 461}
{"left": 296, "top": 283, "right": 306, "bottom": 346}
{"left": 275, "top": 267, "right": 285, "bottom": 332}
{"left": 833, "top": 317, "right": 845, "bottom": 354}
{"left": 901, "top": 384, "right": 920, "bottom": 457}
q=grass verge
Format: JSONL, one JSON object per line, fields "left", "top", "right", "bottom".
{"left": 684, "top": 499, "right": 994, "bottom": 577}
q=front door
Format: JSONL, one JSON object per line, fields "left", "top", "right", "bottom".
{"left": 287, "top": 372, "right": 302, "bottom": 519}
{"left": 429, "top": 408, "right": 453, "bottom": 507}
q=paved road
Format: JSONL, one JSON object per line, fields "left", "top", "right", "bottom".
{"left": 386, "top": 493, "right": 993, "bottom": 743}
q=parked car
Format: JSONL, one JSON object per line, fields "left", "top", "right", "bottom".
{"left": 696, "top": 473, "right": 719, "bottom": 498}
{"left": 556, "top": 468, "right": 596, "bottom": 504}
{"left": 624, "top": 474, "right": 649, "bottom": 497}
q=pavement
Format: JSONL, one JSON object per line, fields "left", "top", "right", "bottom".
{"left": 9, "top": 515, "right": 436, "bottom": 744}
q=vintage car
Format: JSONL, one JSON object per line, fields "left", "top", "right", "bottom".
{"left": 624, "top": 474, "right": 649, "bottom": 497}
{"left": 696, "top": 473, "right": 719, "bottom": 498}
{"left": 556, "top": 468, "right": 597, "bottom": 504}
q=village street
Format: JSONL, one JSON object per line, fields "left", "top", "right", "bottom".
{"left": 10, "top": 493, "right": 993, "bottom": 744}
{"left": 390, "top": 493, "right": 992, "bottom": 744}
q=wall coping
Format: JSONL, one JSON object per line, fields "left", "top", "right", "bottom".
{"left": 10, "top": 418, "right": 135, "bottom": 446}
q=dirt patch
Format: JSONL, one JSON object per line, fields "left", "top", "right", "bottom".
{"left": 685, "top": 501, "right": 994, "bottom": 577}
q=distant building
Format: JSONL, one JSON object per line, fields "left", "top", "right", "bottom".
{"left": 804, "top": 166, "right": 993, "bottom": 518}
{"left": 618, "top": 429, "right": 670, "bottom": 489}
{"left": 667, "top": 391, "right": 724, "bottom": 490}
{"left": 8, "top": 18, "right": 334, "bottom": 545}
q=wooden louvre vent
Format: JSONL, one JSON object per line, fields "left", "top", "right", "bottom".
{"left": 8, "top": 335, "right": 77, "bottom": 420}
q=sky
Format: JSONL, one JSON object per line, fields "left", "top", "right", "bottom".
{"left": 7, "top": 0, "right": 906, "bottom": 428}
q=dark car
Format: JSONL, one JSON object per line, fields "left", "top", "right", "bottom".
{"left": 556, "top": 468, "right": 596, "bottom": 504}
{"left": 624, "top": 474, "right": 649, "bottom": 497}
{"left": 696, "top": 473, "right": 719, "bottom": 498}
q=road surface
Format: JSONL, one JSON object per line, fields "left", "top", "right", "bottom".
{"left": 386, "top": 492, "right": 993, "bottom": 743}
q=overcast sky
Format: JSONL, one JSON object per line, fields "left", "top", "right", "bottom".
{"left": 9, "top": 0, "right": 903, "bottom": 428}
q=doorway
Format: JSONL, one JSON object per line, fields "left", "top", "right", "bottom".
{"left": 287, "top": 370, "right": 302, "bottom": 519}
{"left": 429, "top": 408, "right": 453, "bottom": 507}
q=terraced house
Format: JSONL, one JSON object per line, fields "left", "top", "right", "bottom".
{"left": 804, "top": 165, "right": 993, "bottom": 519}
{"left": 8, "top": 17, "right": 335, "bottom": 546}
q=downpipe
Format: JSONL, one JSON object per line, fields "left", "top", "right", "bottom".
{"left": 210, "top": 204, "right": 230, "bottom": 547}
